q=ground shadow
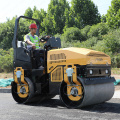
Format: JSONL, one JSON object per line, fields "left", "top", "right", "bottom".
{"left": 25, "top": 98, "right": 120, "bottom": 114}
{"left": 81, "top": 102, "right": 120, "bottom": 113}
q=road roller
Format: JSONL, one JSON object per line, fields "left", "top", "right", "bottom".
{"left": 11, "top": 16, "right": 115, "bottom": 108}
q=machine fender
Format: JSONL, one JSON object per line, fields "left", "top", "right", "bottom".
{"left": 82, "top": 77, "right": 115, "bottom": 85}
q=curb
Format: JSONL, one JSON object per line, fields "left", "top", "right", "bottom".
{"left": 0, "top": 88, "right": 11, "bottom": 93}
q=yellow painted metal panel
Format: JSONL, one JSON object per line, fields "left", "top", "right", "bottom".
{"left": 14, "top": 67, "right": 29, "bottom": 98}
{"left": 14, "top": 67, "right": 27, "bottom": 84}
{"left": 47, "top": 47, "right": 111, "bottom": 73}
{"left": 64, "top": 65, "right": 83, "bottom": 101}
{"left": 51, "top": 66, "right": 63, "bottom": 82}
{"left": 17, "top": 84, "right": 29, "bottom": 98}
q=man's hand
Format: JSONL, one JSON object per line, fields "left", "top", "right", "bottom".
{"left": 46, "top": 35, "right": 50, "bottom": 39}
{"left": 40, "top": 35, "right": 51, "bottom": 42}
{"left": 26, "top": 40, "right": 36, "bottom": 49}
{"left": 32, "top": 43, "right": 36, "bottom": 49}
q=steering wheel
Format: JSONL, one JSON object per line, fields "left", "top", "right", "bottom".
{"left": 40, "top": 39, "right": 46, "bottom": 42}
{"left": 40, "top": 35, "right": 51, "bottom": 42}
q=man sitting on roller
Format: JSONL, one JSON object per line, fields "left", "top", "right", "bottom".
{"left": 24, "top": 23, "right": 43, "bottom": 68}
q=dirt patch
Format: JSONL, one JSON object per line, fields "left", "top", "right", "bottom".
{"left": 111, "top": 74, "right": 120, "bottom": 80}
{"left": 0, "top": 73, "right": 13, "bottom": 89}
{"left": 0, "top": 86, "right": 11, "bottom": 89}
{"left": 115, "top": 85, "right": 120, "bottom": 91}
{"left": 0, "top": 72, "right": 13, "bottom": 79}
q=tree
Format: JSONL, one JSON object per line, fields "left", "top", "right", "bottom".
{"left": 64, "top": 8, "right": 75, "bottom": 29}
{"left": 101, "top": 14, "right": 107, "bottom": 23}
{"left": 32, "top": 9, "right": 46, "bottom": 33}
{"left": 106, "top": 0, "right": 120, "bottom": 28}
{"left": 0, "top": 17, "right": 29, "bottom": 50}
{"left": 33, "top": 6, "right": 37, "bottom": 13}
{"left": 24, "top": 7, "right": 33, "bottom": 18}
{"left": 70, "top": 0, "right": 101, "bottom": 29}
{"left": 41, "top": 0, "right": 70, "bottom": 35}
{"left": 0, "top": 48, "right": 13, "bottom": 72}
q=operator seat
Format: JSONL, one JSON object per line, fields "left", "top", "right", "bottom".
{"left": 17, "top": 41, "right": 26, "bottom": 48}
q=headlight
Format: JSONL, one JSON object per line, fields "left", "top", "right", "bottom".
{"left": 105, "top": 69, "right": 109, "bottom": 74}
{"left": 89, "top": 70, "right": 93, "bottom": 75}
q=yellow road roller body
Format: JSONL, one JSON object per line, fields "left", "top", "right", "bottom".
{"left": 47, "top": 47, "right": 111, "bottom": 73}
{"left": 11, "top": 16, "right": 115, "bottom": 108}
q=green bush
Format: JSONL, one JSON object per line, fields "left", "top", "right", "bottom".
{"left": 87, "top": 23, "right": 109, "bottom": 39}
{"left": 61, "top": 27, "right": 83, "bottom": 42}
{"left": 92, "top": 40, "right": 106, "bottom": 52}
{"left": 0, "top": 48, "right": 13, "bottom": 73}
{"left": 73, "top": 37, "right": 98, "bottom": 49}
{"left": 54, "top": 33, "right": 61, "bottom": 38}
{"left": 111, "top": 54, "right": 120, "bottom": 68}
{"left": 61, "top": 40, "right": 74, "bottom": 48}
{"left": 0, "top": 49, "right": 8, "bottom": 56}
{"left": 81, "top": 25, "right": 91, "bottom": 41}
{"left": 102, "top": 29, "right": 120, "bottom": 53}
{"left": 0, "top": 17, "right": 29, "bottom": 50}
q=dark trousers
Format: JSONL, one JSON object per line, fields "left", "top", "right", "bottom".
{"left": 33, "top": 49, "right": 44, "bottom": 67}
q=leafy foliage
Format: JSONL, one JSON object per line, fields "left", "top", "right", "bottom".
{"left": 102, "top": 29, "right": 120, "bottom": 54}
{"left": 0, "top": 48, "right": 13, "bottom": 72}
{"left": 41, "top": 0, "right": 70, "bottom": 35}
{"left": 112, "top": 54, "right": 120, "bottom": 68}
{"left": 61, "top": 27, "right": 83, "bottom": 42}
{"left": 32, "top": 9, "right": 46, "bottom": 33}
{"left": 0, "top": 17, "right": 30, "bottom": 50}
{"left": 106, "top": 0, "right": 120, "bottom": 28}
{"left": 87, "top": 23, "right": 109, "bottom": 39}
{"left": 70, "top": 0, "right": 101, "bottom": 28}
{"left": 101, "top": 14, "right": 107, "bottom": 23}
{"left": 81, "top": 25, "right": 91, "bottom": 41}
{"left": 24, "top": 7, "right": 33, "bottom": 18}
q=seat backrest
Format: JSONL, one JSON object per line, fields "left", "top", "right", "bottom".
{"left": 17, "top": 41, "right": 26, "bottom": 48}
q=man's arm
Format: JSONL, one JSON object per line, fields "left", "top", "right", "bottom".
{"left": 26, "top": 40, "right": 35, "bottom": 46}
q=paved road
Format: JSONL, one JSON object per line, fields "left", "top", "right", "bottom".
{"left": 0, "top": 93, "right": 120, "bottom": 120}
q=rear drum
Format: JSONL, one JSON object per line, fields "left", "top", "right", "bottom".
{"left": 11, "top": 77, "right": 34, "bottom": 103}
